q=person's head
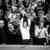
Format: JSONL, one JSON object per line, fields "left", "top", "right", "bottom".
{"left": 38, "top": 10, "right": 45, "bottom": 17}
{"left": 23, "top": 20, "right": 28, "bottom": 28}
{"left": 38, "top": 1, "right": 42, "bottom": 6}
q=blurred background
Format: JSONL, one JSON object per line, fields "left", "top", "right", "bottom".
{"left": 0, "top": 0, "right": 50, "bottom": 46}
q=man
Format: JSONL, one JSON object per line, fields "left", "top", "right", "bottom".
{"left": 34, "top": 21, "right": 48, "bottom": 45}
{"left": 19, "top": 16, "right": 32, "bottom": 44}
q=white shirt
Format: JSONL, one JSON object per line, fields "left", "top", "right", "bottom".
{"left": 35, "top": 25, "right": 48, "bottom": 38}
{"left": 39, "top": 27, "right": 48, "bottom": 38}
{"left": 20, "top": 18, "right": 31, "bottom": 40}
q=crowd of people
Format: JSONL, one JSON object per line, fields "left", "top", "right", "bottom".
{"left": 0, "top": 0, "right": 50, "bottom": 45}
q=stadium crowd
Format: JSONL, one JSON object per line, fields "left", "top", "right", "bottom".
{"left": 0, "top": 0, "right": 50, "bottom": 45}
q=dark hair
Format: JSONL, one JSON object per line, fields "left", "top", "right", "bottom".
{"left": 23, "top": 15, "right": 28, "bottom": 26}
{"left": 23, "top": 20, "right": 28, "bottom": 27}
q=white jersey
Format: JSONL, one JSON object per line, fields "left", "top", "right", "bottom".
{"left": 20, "top": 18, "right": 31, "bottom": 40}
{"left": 39, "top": 27, "right": 48, "bottom": 38}
{"left": 35, "top": 25, "right": 48, "bottom": 38}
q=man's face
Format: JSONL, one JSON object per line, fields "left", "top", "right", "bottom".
{"left": 23, "top": 22, "right": 27, "bottom": 28}
{"left": 38, "top": 13, "right": 42, "bottom": 16}
{"left": 38, "top": 11, "right": 44, "bottom": 17}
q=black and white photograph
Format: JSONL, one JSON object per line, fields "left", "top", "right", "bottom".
{"left": 0, "top": 0, "right": 50, "bottom": 48}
